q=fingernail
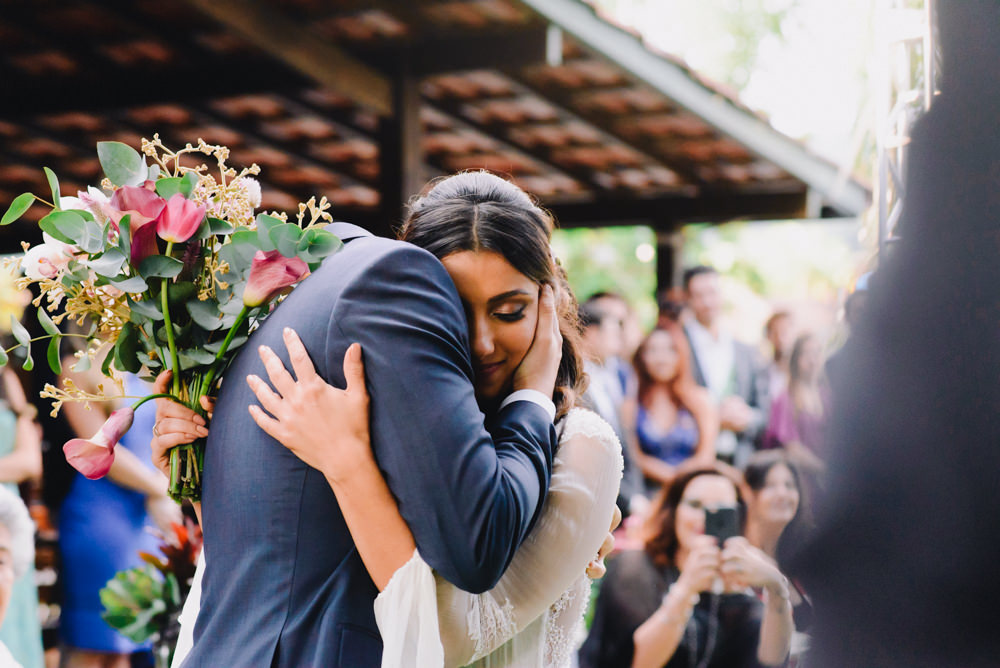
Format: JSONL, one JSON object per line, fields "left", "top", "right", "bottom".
{"left": 246, "top": 375, "right": 259, "bottom": 385}
{"left": 284, "top": 327, "right": 292, "bottom": 336}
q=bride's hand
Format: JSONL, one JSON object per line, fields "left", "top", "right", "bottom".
{"left": 248, "top": 328, "right": 375, "bottom": 485}
{"left": 512, "top": 284, "right": 562, "bottom": 398}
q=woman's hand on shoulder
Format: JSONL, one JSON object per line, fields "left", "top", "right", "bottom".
{"left": 248, "top": 328, "right": 374, "bottom": 485}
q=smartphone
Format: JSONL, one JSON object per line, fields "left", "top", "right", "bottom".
{"left": 704, "top": 506, "right": 741, "bottom": 544}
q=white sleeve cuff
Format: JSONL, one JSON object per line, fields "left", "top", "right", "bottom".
{"left": 500, "top": 389, "right": 556, "bottom": 422}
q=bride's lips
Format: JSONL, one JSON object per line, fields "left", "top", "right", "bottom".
{"left": 476, "top": 360, "right": 505, "bottom": 379}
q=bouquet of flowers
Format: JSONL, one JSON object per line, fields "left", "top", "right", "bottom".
{"left": 1, "top": 135, "right": 342, "bottom": 501}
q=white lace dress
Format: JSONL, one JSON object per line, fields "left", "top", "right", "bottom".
{"left": 172, "top": 408, "right": 622, "bottom": 668}
{"left": 376, "top": 408, "right": 624, "bottom": 668}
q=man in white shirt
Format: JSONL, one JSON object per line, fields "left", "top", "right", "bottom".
{"left": 682, "top": 266, "right": 769, "bottom": 467}
{"left": 0, "top": 486, "right": 32, "bottom": 668}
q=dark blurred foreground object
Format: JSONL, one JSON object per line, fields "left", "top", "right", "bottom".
{"left": 793, "top": 2, "right": 1000, "bottom": 667}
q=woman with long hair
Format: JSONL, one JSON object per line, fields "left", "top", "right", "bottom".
{"left": 627, "top": 326, "right": 717, "bottom": 489}
{"left": 154, "top": 171, "right": 623, "bottom": 667}
{"left": 763, "top": 333, "right": 827, "bottom": 475}
{"left": 579, "top": 463, "right": 793, "bottom": 668}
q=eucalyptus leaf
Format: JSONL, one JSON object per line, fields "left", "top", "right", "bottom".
{"left": 186, "top": 299, "right": 225, "bottom": 331}
{"left": 138, "top": 255, "right": 183, "bottom": 280}
{"left": 196, "top": 216, "right": 234, "bottom": 240}
{"left": 97, "top": 141, "right": 146, "bottom": 187}
{"left": 117, "top": 214, "right": 132, "bottom": 255}
{"left": 108, "top": 275, "right": 149, "bottom": 293}
{"left": 21, "top": 346, "right": 33, "bottom": 372}
{"left": 39, "top": 210, "right": 86, "bottom": 246}
{"left": 147, "top": 164, "right": 160, "bottom": 181}
{"left": 43, "top": 167, "right": 61, "bottom": 210}
{"left": 136, "top": 351, "right": 161, "bottom": 370}
{"left": 297, "top": 227, "right": 342, "bottom": 262}
{"left": 0, "top": 347, "right": 7, "bottom": 367}
{"left": 180, "top": 171, "right": 199, "bottom": 197}
{"left": 9, "top": 315, "right": 30, "bottom": 347}
{"left": 128, "top": 296, "right": 164, "bottom": 321}
{"left": 86, "top": 248, "right": 127, "bottom": 278}
{"left": 255, "top": 214, "right": 283, "bottom": 252}
{"left": 47, "top": 337, "right": 62, "bottom": 375}
{"left": 204, "top": 335, "right": 246, "bottom": 353}
{"left": 178, "top": 348, "right": 216, "bottom": 369}
{"left": 79, "top": 218, "right": 106, "bottom": 254}
{"left": 269, "top": 223, "right": 302, "bottom": 258}
{"left": 37, "top": 308, "right": 59, "bottom": 336}
{"left": 154, "top": 177, "right": 185, "bottom": 200}
{"left": 115, "top": 322, "right": 142, "bottom": 374}
{"left": 2, "top": 193, "right": 35, "bottom": 226}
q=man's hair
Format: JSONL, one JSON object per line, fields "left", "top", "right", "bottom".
{"left": 585, "top": 291, "right": 626, "bottom": 306}
{"left": 0, "top": 485, "right": 34, "bottom": 579}
{"left": 578, "top": 302, "right": 604, "bottom": 329}
{"left": 765, "top": 310, "right": 791, "bottom": 335}
{"left": 682, "top": 265, "right": 718, "bottom": 290}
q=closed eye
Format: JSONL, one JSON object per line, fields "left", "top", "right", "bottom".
{"left": 495, "top": 306, "right": 527, "bottom": 322}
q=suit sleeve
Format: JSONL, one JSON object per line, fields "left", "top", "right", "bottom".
{"left": 330, "top": 244, "right": 556, "bottom": 593}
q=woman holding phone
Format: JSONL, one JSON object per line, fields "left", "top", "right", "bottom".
{"left": 579, "top": 463, "right": 793, "bottom": 668}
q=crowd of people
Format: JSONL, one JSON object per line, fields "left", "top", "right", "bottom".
{"left": 572, "top": 263, "right": 856, "bottom": 667}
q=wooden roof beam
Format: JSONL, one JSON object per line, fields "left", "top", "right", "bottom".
{"left": 182, "top": 0, "right": 393, "bottom": 116}
{"left": 518, "top": 0, "right": 870, "bottom": 216}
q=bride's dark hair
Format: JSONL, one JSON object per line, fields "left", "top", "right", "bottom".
{"left": 399, "top": 171, "right": 586, "bottom": 420}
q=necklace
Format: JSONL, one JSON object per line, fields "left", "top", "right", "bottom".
{"left": 683, "top": 593, "right": 721, "bottom": 668}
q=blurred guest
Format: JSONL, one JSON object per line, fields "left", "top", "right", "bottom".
{"left": 796, "top": 4, "right": 1000, "bottom": 665}
{"left": 584, "top": 292, "right": 635, "bottom": 394}
{"left": 579, "top": 464, "right": 793, "bottom": 668}
{"left": 763, "top": 334, "right": 827, "bottom": 477}
{"left": 682, "top": 266, "right": 769, "bottom": 466}
{"left": 58, "top": 363, "right": 180, "bottom": 668}
{"left": 656, "top": 287, "right": 686, "bottom": 328}
{"left": 579, "top": 302, "right": 646, "bottom": 518}
{"left": 0, "top": 367, "right": 43, "bottom": 668}
{"left": 743, "top": 451, "right": 813, "bottom": 632}
{"left": 763, "top": 311, "right": 794, "bottom": 402}
{"left": 823, "top": 273, "right": 869, "bottom": 395}
{"left": 0, "top": 484, "right": 34, "bottom": 668}
{"left": 626, "top": 327, "right": 716, "bottom": 489}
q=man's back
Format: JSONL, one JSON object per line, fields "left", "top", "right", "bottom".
{"left": 186, "top": 228, "right": 556, "bottom": 667}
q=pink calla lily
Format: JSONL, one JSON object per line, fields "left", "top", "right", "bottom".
{"left": 63, "top": 407, "right": 134, "bottom": 479}
{"left": 130, "top": 220, "right": 161, "bottom": 266}
{"left": 156, "top": 193, "right": 205, "bottom": 244}
{"left": 242, "top": 250, "right": 310, "bottom": 307}
{"left": 109, "top": 185, "right": 167, "bottom": 231}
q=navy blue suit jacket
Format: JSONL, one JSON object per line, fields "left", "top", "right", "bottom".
{"left": 183, "top": 225, "right": 556, "bottom": 667}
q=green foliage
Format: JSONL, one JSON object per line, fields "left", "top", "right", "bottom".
{"left": 97, "top": 141, "right": 147, "bottom": 187}
{"left": 552, "top": 226, "right": 658, "bottom": 329}
{"left": 100, "top": 564, "right": 177, "bottom": 644}
{"left": 1, "top": 193, "right": 35, "bottom": 226}
{"left": 44, "top": 167, "right": 61, "bottom": 210}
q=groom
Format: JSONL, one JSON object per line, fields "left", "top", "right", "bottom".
{"left": 180, "top": 223, "right": 559, "bottom": 667}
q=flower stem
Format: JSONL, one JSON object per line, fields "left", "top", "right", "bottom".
{"left": 200, "top": 305, "right": 250, "bottom": 394}
{"left": 160, "top": 241, "right": 181, "bottom": 396}
{"left": 130, "top": 393, "right": 187, "bottom": 411}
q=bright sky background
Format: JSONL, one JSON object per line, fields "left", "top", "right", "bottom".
{"left": 593, "top": 0, "right": 878, "bottom": 176}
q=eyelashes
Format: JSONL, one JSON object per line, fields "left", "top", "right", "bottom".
{"left": 495, "top": 306, "right": 527, "bottom": 322}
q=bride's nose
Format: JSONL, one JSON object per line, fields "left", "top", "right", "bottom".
{"left": 470, "top": 316, "right": 495, "bottom": 359}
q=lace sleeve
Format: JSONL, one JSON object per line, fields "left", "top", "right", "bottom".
{"left": 437, "top": 408, "right": 624, "bottom": 666}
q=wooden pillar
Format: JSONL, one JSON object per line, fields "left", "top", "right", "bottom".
{"left": 377, "top": 59, "right": 424, "bottom": 238}
{"left": 654, "top": 227, "right": 683, "bottom": 295}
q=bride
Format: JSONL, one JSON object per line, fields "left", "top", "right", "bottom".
{"left": 152, "top": 171, "right": 623, "bottom": 667}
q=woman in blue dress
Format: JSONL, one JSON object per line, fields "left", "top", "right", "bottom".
{"left": 0, "top": 367, "right": 44, "bottom": 668}
{"left": 58, "top": 369, "right": 180, "bottom": 668}
{"left": 626, "top": 326, "right": 717, "bottom": 491}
